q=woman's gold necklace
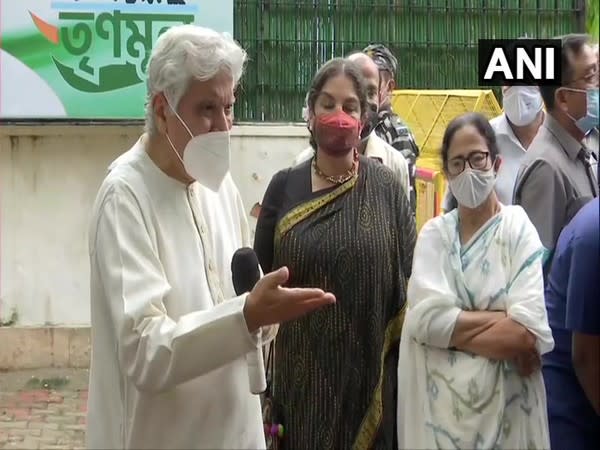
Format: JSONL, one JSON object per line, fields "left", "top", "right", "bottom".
{"left": 313, "top": 150, "right": 359, "bottom": 185}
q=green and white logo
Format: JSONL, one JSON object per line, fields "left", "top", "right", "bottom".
{"left": 1, "top": 1, "right": 232, "bottom": 119}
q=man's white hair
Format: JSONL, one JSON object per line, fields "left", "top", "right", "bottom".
{"left": 144, "top": 24, "right": 247, "bottom": 135}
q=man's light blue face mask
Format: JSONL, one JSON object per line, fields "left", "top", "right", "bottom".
{"left": 562, "top": 87, "right": 599, "bottom": 134}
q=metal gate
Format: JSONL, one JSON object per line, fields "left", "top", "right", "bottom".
{"left": 233, "top": 0, "right": 584, "bottom": 122}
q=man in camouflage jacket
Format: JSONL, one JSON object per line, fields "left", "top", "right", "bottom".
{"left": 364, "top": 44, "right": 420, "bottom": 213}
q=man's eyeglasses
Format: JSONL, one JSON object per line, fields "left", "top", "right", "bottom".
{"left": 446, "top": 151, "right": 492, "bottom": 176}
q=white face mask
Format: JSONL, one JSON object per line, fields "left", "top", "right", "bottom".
{"left": 448, "top": 168, "right": 496, "bottom": 209}
{"left": 503, "top": 86, "right": 543, "bottom": 127}
{"left": 165, "top": 103, "right": 231, "bottom": 192}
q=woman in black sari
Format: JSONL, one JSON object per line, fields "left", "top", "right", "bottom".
{"left": 254, "top": 57, "right": 416, "bottom": 450}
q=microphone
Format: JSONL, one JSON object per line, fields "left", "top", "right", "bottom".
{"left": 231, "top": 247, "right": 267, "bottom": 394}
{"left": 231, "top": 247, "right": 261, "bottom": 297}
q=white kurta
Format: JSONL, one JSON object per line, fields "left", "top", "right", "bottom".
{"left": 86, "top": 136, "right": 274, "bottom": 449}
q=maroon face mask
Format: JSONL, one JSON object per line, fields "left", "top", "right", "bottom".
{"left": 313, "top": 111, "right": 362, "bottom": 157}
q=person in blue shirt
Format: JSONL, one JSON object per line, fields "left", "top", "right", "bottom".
{"left": 543, "top": 196, "right": 600, "bottom": 450}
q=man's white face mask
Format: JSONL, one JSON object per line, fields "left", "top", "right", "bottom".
{"left": 503, "top": 86, "right": 543, "bottom": 127}
{"left": 165, "top": 102, "right": 231, "bottom": 192}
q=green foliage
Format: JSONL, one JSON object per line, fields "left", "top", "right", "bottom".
{"left": 588, "top": 0, "right": 599, "bottom": 40}
{"left": 26, "top": 376, "right": 70, "bottom": 391}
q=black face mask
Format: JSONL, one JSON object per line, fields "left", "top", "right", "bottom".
{"left": 361, "top": 103, "right": 379, "bottom": 139}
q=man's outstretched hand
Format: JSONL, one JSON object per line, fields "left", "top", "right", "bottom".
{"left": 243, "top": 266, "right": 336, "bottom": 333}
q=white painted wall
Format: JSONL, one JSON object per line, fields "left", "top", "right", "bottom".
{"left": 0, "top": 124, "right": 310, "bottom": 326}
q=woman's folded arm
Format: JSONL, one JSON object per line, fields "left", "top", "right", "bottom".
{"left": 451, "top": 312, "right": 537, "bottom": 360}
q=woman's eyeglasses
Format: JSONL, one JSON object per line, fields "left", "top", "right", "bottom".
{"left": 446, "top": 151, "right": 491, "bottom": 176}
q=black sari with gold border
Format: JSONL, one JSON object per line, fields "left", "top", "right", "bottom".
{"left": 254, "top": 156, "right": 416, "bottom": 450}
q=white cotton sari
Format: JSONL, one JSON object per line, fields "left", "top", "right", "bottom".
{"left": 398, "top": 205, "right": 554, "bottom": 450}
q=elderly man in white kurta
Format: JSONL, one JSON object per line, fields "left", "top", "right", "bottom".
{"left": 86, "top": 25, "right": 335, "bottom": 450}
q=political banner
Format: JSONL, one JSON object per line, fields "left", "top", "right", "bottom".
{"left": 0, "top": 0, "right": 233, "bottom": 119}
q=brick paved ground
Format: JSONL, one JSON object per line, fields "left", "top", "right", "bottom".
{"left": 0, "top": 369, "right": 88, "bottom": 449}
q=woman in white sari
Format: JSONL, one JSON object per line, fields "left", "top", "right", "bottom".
{"left": 398, "top": 112, "right": 554, "bottom": 450}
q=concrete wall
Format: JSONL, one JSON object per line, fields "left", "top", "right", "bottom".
{"left": 0, "top": 123, "right": 309, "bottom": 329}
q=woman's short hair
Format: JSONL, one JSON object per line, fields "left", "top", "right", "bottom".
{"left": 441, "top": 112, "right": 499, "bottom": 170}
{"left": 305, "top": 58, "right": 367, "bottom": 149}
{"left": 144, "top": 25, "right": 247, "bottom": 135}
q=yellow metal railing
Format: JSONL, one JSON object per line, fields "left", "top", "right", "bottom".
{"left": 391, "top": 89, "right": 502, "bottom": 230}
{"left": 414, "top": 167, "right": 447, "bottom": 232}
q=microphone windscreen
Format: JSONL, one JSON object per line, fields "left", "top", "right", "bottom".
{"left": 232, "top": 248, "right": 267, "bottom": 394}
{"left": 231, "top": 247, "right": 261, "bottom": 295}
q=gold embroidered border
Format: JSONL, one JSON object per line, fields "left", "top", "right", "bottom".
{"left": 274, "top": 175, "right": 358, "bottom": 248}
{"left": 352, "top": 303, "right": 406, "bottom": 450}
